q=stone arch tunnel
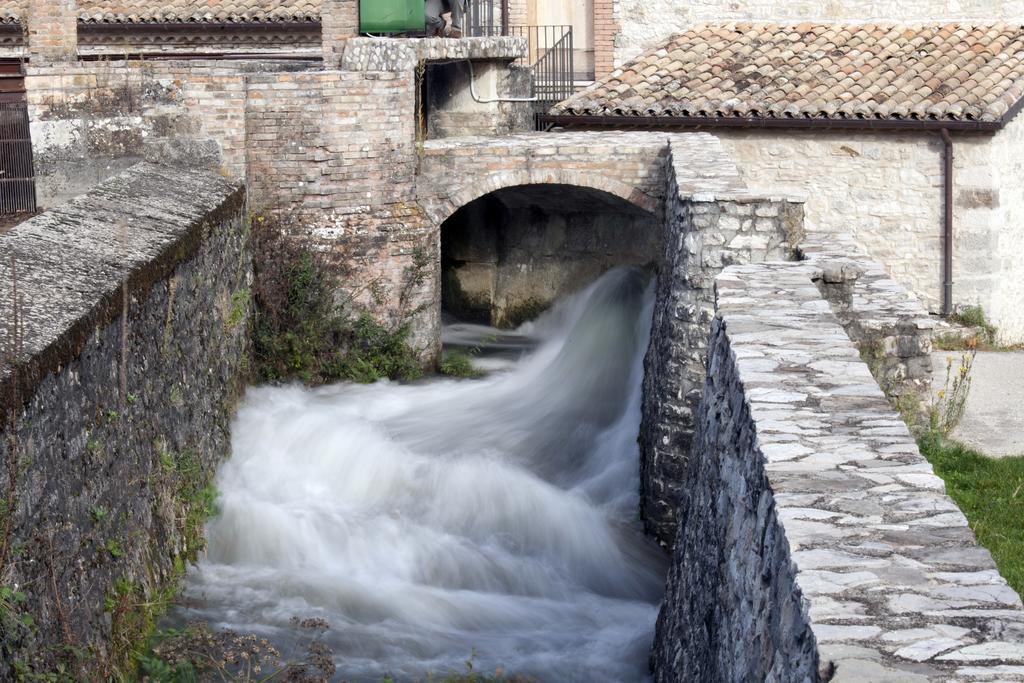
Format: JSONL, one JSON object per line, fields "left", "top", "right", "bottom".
{"left": 413, "top": 130, "right": 750, "bottom": 358}
{"left": 440, "top": 182, "right": 660, "bottom": 328}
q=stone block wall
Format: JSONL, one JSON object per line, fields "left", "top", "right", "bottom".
{"left": 651, "top": 259, "right": 1024, "bottom": 682}
{"left": 639, "top": 141, "right": 804, "bottom": 546}
{"left": 0, "top": 163, "right": 251, "bottom": 672}
{"left": 989, "top": 111, "right": 1024, "bottom": 343}
{"left": 716, "top": 129, "right": 1021, "bottom": 342}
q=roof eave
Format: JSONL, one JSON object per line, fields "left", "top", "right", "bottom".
{"left": 539, "top": 113, "right": 1006, "bottom": 133}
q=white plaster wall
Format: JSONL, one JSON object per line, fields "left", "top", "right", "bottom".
{"left": 612, "top": 0, "right": 1024, "bottom": 65}
{"left": 717, "top": 130, "right": 1002, "bottom": 321}
{"left": 989, "top": 114, "right": 1024, "bottom": 343}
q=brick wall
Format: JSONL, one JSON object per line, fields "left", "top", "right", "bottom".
{"left": 243, "top": 67, "right": 442, "bottom": 358}
{"left": 27, "top": 0, "right": 77, "bottom": 62}
{"left": 593, "top": 0, "right": 618, "bottom": 78}
{"left": 24, "top": 60, "right": 301, "bottom": 207}
{"left": 321, "top": 0, "right": 359, "bottom": 67}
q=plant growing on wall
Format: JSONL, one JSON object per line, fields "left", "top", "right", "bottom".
{"left": 250, "top": 214, "right": 424, "bottom": 385}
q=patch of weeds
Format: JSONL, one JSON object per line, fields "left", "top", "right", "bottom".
{"left": 105, "top": 539, "right": 123, "bottom": 559}
{"left": 227, "top": 287, "right": 251, "bottom": 331}
{"left": 919, "top": 433, "right": 1024, "bottom": 598}
{"left": 938, "top": 305, "right": 1022, "bottom": 351}
{"left": 90, "top": 506, "right": 108, "bottom": 525}
{"left": 252, "top": 215, "right": 424, "bottom": 386}
{"left": 929, "top": 351, "right": 975, "bottom": 437}
{"left": 139, "top": 618, "right": 335, "bottom": 682}
{"left": 106, "top": 578, "right": 177, "bottom": 681}
{"left": 170, "top": 449, "right": 219, "bottom": 561}
{"left": 126, "top": 393, "right": 138, "bottom": 406}
{"left": 386, "top": 653, "right": 536, "bottom": 682}
{"left": 159, "top": 448, "right": 176, "bottom": 473}
{"left": 1, "top": 584, "right": 90, "bottom": 680}
{"left": 440, "top": 350, "right": 483, "bottom": 379}
{"left": 106, "top": 409, "right": 120, "bottom": 423}
{"left": 951, "top": 306, "right": 997, "bottom": 341}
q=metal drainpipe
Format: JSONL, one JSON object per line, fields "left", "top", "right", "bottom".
{"left": 941, "top": 128, "right": 954, "bottom": 316}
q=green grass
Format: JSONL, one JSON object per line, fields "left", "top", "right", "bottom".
{"left": 919, "top": 432, "right": 1024, "bottom": 597}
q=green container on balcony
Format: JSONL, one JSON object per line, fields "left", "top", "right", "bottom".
{"left": 359, "top": 0, "right": 425, "bottom": 33}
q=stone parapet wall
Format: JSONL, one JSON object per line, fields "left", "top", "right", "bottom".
{"left": 0, "top": 163, "right": 251, "bottom": 672}
{"left": 639, "top": 140, "right": 804, "bottom": 546}
{"left": 800, "top": 232, "right": 935, "bottom": 406}
{"left": 651, "top": 258, "right": 1024, "bottom": 681}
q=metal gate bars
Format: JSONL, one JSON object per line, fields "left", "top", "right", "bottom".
{"left": 0, "top": 63, "right": 36, "bottom": 217}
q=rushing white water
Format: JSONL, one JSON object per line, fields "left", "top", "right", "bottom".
{"left": 178, "top": 267, "right": 668, "bottom": 682}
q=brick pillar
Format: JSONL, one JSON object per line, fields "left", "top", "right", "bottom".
{"left": 322, "top": 0, "right": 359, "bottom": 67}
{"left": 27, "top": 0, "right": 77, "bottom": 62}
{"left": 508, "top": 0, "right": 528, "bottom": 26}
{"left": 593, "top": 0, "right": 618, "bottom": 77}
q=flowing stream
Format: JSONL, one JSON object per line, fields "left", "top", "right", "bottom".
{"left": 178, "top": 267, "right": 668, "bottom": 682}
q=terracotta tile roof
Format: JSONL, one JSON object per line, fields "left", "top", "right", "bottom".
{"left": 1, "top": 1, "right": 321, "bottom": 25}
{"left": 76, "top": 0, "right": 320, "bottom": 24}
{"left": 552, "top": 23, "right": 1024, "bottom": 125}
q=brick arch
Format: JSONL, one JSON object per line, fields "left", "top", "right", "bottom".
{"left": 427, "top": 169, "right": 661, "bottom": 226}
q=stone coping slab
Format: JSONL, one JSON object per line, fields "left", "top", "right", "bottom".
{"left": 341, "top": 36, "right": 527, "bottom": 71}
{"left": 716, "top": 261, "right": 1024, "bottom": 680}
{"left": 0, "top": 162, "right": 243, "bottom": 422}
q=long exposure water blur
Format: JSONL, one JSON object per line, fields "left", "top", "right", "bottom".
{"left": 176, "top": 267, "right": 668, "bottom": 682}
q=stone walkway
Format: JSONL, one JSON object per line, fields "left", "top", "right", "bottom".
{"left": 932, "top": 350, "right": 1024, "bottom": 458}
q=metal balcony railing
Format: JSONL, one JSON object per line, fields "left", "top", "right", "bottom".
{"left": 464, "top": 2, "right": 575, "bottom": 106}
{"left": 465, "top": 0, "right": 506, "bottom": 37}
{"left": 508, "top": 24, "right": 574, "bottom": 106}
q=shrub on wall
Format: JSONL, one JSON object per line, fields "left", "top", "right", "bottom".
{"left": 251, "top": 215, "right": 423, "bottom": 385}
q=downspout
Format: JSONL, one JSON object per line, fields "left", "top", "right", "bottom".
{"left": 941, "top": 128, "right": 954, "bottom": 316}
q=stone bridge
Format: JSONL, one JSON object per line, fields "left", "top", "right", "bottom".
{"left": 408, "top": 130, "right": 753, "bottom": 343}
{"left": 416, "top": 131, "right": 744, "bottom": 224}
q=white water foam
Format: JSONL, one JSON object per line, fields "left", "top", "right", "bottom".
{"left": 177, "top": 267, "right": 668, "bottom": 682}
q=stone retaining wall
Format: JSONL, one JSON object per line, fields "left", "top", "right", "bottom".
{"left": 650, "top": 259, "right": 1024, "bottom": 682}
{"left": 639, "top": 140, "right": 804, "bottom": 546}
{"left": 0, "top": 163, "right": 251, "bottom": 674}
